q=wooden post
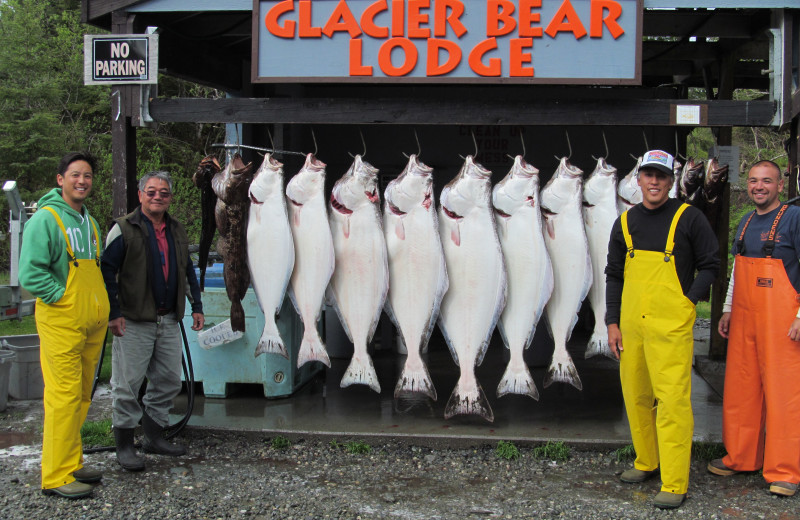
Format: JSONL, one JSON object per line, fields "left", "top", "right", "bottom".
{"left": 110, "top": 12, "right": 138, "bottom": 218}
{"left": 708, "top": 54, "right": 734, "bottom": 359}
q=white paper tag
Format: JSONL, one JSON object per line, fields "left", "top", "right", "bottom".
{"left": 197, "top": 319, "right": 243, "bottom": 350}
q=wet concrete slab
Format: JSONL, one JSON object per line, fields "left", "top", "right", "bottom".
{"left": 171, "top": 326, "right": 723, "bottom": 446}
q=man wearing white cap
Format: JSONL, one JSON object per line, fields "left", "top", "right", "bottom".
{"left": 606, "top": 150, "right": 719, "bottom": 508}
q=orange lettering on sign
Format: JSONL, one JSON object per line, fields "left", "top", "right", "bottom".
{"left": 391, "top": 0, "right": 405, "bottom": 37}
{"left": 509, "top": 38, "right": 534, "bottom": 76}
{"left": 545, "top": 0, "right": 587, "bottom": 39}
{"left": 265, "top": 0, "right": 296, "bottom": 38}
{"left": 378, "top": 37, "right": 418, "bottom": 76}
{"left": 427, "top": 38, "right": 461, "bottom": 75}
{"left": 298, "top": 0, "right": 321, "bottom": 37}
{"left": 487, "top": 0, "right": 516, "bottom": 37}
{"left": 590, "top": 0, "right": 624, "bottom": 38}
{"left": 349, "top": 38, "right": 373, "bottom": 75}
{"left": 433, "top": 0, "right": 467, "bottom": 38}
{"left": 408, "top": 0, "right": 431, "bottom": 38}
{"left": 322, "top": 0, "right": 362, "bottom": 38}
{"left": 468, "top": 38, "right": 501, "bottom": 76}
{"left": 518, "top": 0, "right": 543, "bottom": 37}
{"left": 361, "top": 0, "right": 389, "bottom": 38}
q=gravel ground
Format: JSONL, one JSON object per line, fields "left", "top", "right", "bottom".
{"left": 0, "top": 386, "right": 797, "bottom": 520}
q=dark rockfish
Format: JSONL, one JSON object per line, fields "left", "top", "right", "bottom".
{"left": 192, "top": 155, "right": 221, "bottom": 290}
{"left": 702, "top": 157, "right": 729, "bottom": 227}
{"left": 679, "top": 158, "right": 704, "bottom": 202}
{"left": 212, "top": 153, "right": 254, "bottom": 332}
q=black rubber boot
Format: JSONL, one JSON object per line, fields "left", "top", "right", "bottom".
{"left": 113, "top": 427, "right": 145, "bottom": 471}
{"left": 141, "top": 412, "right": 186, "bottom": 456}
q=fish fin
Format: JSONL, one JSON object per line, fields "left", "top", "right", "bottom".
{"left": 394, "top": 363, "right": 437, "bottom": 401}
{"left": 395, "top": 218, "right": 405, "bottom": 240}
{"left": 342, "top": 215, "right": 350, "bottom": 238}
{"left": 383, "top": 301, "right": 400, "bottom": 330}
{"left": 543, "top": 356, "right": 583, "bottom": 390}
{"left": 437, "top": 316, "right": 459, "bottom": 366}
{"left": 340, "top": 353, "right": 381, "bottom": 393}
{"left": 254, "top": 322, "right": 288, "bottom": 359}
{"left": 450, "top": 222, "right": 460, "bottom": 246}
{"left": 444, "top": 379, "right": 493, "bottom": 422}
{"left": 585, "top": 333, "right": 617, "bottom": 361}
{"left": 326, "top": 286, "right": 354, "bottom": 343}
{"left": 545, "top": 217, "right": 555, "bottom": 239}
{"left": 231, "top": 302, "right": 246, "bottom": 333}
{"left": 287, "top": 286, "right": 301, "bottom": 316}
{"left": 297, "top": 328, "right": 331, "bottom": 368}
{"left": 497, "top": 362, "right": 539, "bottom": 400}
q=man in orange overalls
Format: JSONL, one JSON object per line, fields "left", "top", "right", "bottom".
{"left": 606, "top": 150, "right": 719, "bottom": 509}
{"left": 710, "top": 160, "right": 800, "bottom": 497}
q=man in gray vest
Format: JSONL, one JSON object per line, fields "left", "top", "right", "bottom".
{"left": 101, "top": 170, "right": 204, "bottom": 471}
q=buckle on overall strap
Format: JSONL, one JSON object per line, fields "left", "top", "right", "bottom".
{"left": 762, "top": 240, "right": 776, "bottom": 258}
{"left": 627, "top": 247, "right": 635, "bottom": 258}
{"left": 664, "top": 250, "right": 673, "bottom": 262}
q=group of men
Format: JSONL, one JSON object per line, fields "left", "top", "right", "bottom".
{"left": 18, "top": 153, "right": 204, "bottom": 499}
{"left": 607, "top": 151, "right": 799, "bottom": 508}
{"left": 14, "top": 149, "right": 800, "bottom": 506}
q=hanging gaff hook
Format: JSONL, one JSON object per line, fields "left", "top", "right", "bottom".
{"left": 555, "top": 129, "right": 573, "bottom": 162}
{"left": 310, "top": 128, "right": 318, "bottom": 157}
{"left": 458, "top": 130, "right": 479, "bottom": 161}
{"left": 592, "top": 130, "right": 610, "bottom": 162}
{"left": 403, "top": 129, "right": 423, "bottom": 160}
{"left": 507, "top": 127, "right": 527, "bottom": 162}
{"left": 641, "top": 128, "right": 649, "bottom": 153}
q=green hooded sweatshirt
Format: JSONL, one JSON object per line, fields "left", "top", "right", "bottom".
{"left": 18, "top": 188, "right": 102, "bottom": 304}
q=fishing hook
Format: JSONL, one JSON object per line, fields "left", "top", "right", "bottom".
{"left": 554, "top": 129, "right": 573, "bottom": 162}
{"left": 311, "top": 128, "right": 318, "bottom": 157}
{"left": 592, "top": 130, "right": 610, "bottom": 162}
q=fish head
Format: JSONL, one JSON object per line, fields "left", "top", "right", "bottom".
{"left": 616, "top": 157, "right": 643, "bottom": 207}
{"left": 330, "top": 155, "right": 380, "bottom": 214}
{"left": 704, "top": 157, "right": 728, "bottom": 185}
{"left": 193, "top": 155, "right": 221, "bottom": 189}
{"left": 540, "top": 157, "right": 584, "bottom": 215}
{"left": 440, "top": 156, "right": 492, "bottom": 220}
{"left": 384, "top": 154, "right": 434, "bottom": 216}
{"left": 286, "top": 153, "right": 327, "bottom": 207}
{"left": 492, "top": 155, "right": 540, "bottom": 218}
{"left": 249, "top": 153, "right": 284, "bottom": 204}
{"left": 583, "top": 157, "right": 618, "bottom": 206}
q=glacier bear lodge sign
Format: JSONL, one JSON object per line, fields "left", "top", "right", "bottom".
{"left": 254, "top": 0, "right": 642, "bottom": 84}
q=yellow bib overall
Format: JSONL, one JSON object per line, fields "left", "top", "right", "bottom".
{"left": 36, "top": 208, "right": 109, "bottom": 490}
{"left": 619, "top": 204, "right": 696, "bottom": 495}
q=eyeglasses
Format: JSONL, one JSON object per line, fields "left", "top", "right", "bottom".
{"left": 143, "top": 190, "right": 172, "bottom": 199}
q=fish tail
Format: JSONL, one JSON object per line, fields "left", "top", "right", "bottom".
{"left": 585, "top": 333, "right": 614, "bottom": 360}
{"left": 340, "top": 354, "right": 381, "bottom": 393}
{"left": 496, "top": 363, "right": 539, "bottom": 400}
{"left": 543, "top": 356, "right": 583, "bottom": 390}
{"left": 296, "top": 328, "right": 331, "bottom": 368}
{"left": 444, "top": 380, "right": 494, "bottom": 422}
{"left": 231, "top": 302, "right": 246, "bottom": 333}
{"left": 394, "top": 364, "right": 437, "bottom": 401}
{"left": 254, "top": 326, "right": 289, "bottom": 359}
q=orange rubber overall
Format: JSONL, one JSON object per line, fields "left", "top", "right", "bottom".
{"left": 722, "top": 207, "right": 800, "bottom": 484}
{"left": 619, "top": 204, "right": 696, "bottom": 495}
{"left": 37, "top": 208, "right": 109, "bottom": 490}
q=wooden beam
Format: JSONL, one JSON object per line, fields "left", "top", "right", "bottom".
{"left": 148, "top": 97, "right": 777, "bottom": 127}
{"left": 85, "top": 0, "right": 144, "bottom": 24}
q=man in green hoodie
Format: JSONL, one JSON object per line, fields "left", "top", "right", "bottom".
{"left": 19, "top": 152, "right": 110, "bottom": 499}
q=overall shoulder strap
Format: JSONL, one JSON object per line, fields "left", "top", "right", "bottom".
{"left": 664, "top": 203, "right": 690, "bottom": 262}
{"left": 620, "top": 210, "right": 634, "bottom": 258}
{"left": 41, "top": 207, "right": 77, "bottom": 266}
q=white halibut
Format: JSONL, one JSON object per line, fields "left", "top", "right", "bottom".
{"left": 492, "top": 156, "right": 552, "bottom": 400}
{"left": 438, "top": 156, "right": 506, "bottom": 422}
{"left": 247, "top": 153, "right": 294, "bottom": 358}
{"left": 540, "top": 157, "right": 591, "bottom": 390}
{"left": 617, "top": 157, "right": 642, "bottom": 214}
{"left": 327, "top": 155, "right": 388, "bottom": 393}
{"left": 383, "top": 154, "right": 448, "bottom": 400}
{"left": 286, "top": 153, "right": 335, "bottom": 368}
{"left": 582, "top": 157, "right": 618, "bottom": 360}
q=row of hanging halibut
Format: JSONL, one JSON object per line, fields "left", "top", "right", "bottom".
{"left": 190, "top": 149, "right": 724, "bottom": 425}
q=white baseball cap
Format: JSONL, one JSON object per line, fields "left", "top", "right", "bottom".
{"left": 639, "top": 150, "right": 675, "bottom": 176}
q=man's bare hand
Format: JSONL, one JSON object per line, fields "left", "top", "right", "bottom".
{"left": 607, "top": 323, "right": 623, "bottom": 360}
{"left": 109, "top": 317, "right": 126, "bottom": 337}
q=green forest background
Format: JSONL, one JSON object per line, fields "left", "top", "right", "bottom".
{"left": 0, "top": 0, "right": 790, "bottom": 276}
